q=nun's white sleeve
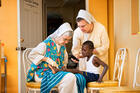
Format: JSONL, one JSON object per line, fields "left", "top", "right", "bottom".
{"left": 28, "top": 42, "right": 46, "bottom": 65}
{"left": 64, "top": 49, "right": 68, "bottom": 67}
{"left": 72, "top": 28, "right": 82, "bottom": 56}
{"left": 96, "top": 27, "right": 109, "bottom": 56}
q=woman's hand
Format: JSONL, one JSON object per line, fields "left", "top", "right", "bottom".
{"left": 43, "top": 57, "right": 58, "bottom": 68}
{"left": 62, "top": 66, "right": 66, "bottom": 69}
{"left": 75, "top": 53, "right": 84, "bottom": 59}
{"left": 62, "top": 66, "right": 67, "bottom": 71}
{"left": 78, "top": 54, "right": 84, "bottom": 58}
{"left": 93, "top": 49, "right": 99, "bottom": 55}
{"left": 71, "top": 58, "right": 79, "bottom": 63}
{"left": 52, "top": 62, "right": 58, "bottom": 68}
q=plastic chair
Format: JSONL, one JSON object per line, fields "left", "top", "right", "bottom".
{"left": 133, "top": 48, "right": 140, "bottom": 88}
{"left": 22, "top": 48, "right": 58, "bottom": 93}
{"left": 87, "top": 48, "right": 127, "bottom": 93}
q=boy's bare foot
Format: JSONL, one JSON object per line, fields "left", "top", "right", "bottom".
{"left": 48, "top": 64, "right": 60, "bottom": 74}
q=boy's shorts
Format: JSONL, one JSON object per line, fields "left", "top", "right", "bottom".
{"left": 83, "top": 71, "right": 99, "bottom": 83}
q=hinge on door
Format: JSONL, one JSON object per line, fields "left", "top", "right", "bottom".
{"left": 16, "top": 47, "right": 26, "bottom": 51}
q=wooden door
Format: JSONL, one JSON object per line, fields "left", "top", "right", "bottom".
{"left": 17, "top": 0, "right": 42, "bottom": 92}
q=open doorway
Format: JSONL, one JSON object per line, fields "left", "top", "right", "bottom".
{"left": 43, "top": 0, "right": 85, "bottom": 53}
{"left": 47, "top": 13, "right": 63, "bottom": 36}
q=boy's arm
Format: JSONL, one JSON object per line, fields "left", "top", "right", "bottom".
{"left": 93, "top": 56, "right": 108, "bottom": 83}
{"left": 63, "top": 68, "right": 83, "bottom": 74}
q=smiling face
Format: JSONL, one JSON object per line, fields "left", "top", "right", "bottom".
{"left": 81, "top": 41, "right": 94, "bottom": 58}
{"left": 77, "top": 19, "right": 94, "bottom": 33}
{"left": 57, "top": 35, "right": 72, "bottom": 45}
{"left": 81, "top": 45, "right": 93, "bottom": 57}
{"left": 55, "top": 31, "right": 73, "bottom": 45}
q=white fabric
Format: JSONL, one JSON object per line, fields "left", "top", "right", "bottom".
{"left": 79, "top": 58, "right": 87, "bottom": 71}
{"left": 47, "top": 57, "right": 58, "bottom": 67}
{"left": 28, "top": 42, "right": 45, "bottom": 65}
{"left": 47, "top": 22, "right": 73, "bottom": 39}
{"left": 35, "top": 72, "right": 42, "bottom": 82}
{"left": 29, "top": 42, "right": 68, "bottom": 82}
{"left": 56, "top": 43, "right": 61, "bottom": 52}
{"left": 86, "top": 55, "right": 100, "bottom": 74}
{"left": 76, "top": 9, "right": 96, "bottom": 24}
{"left": 29, "top": 42, "right": 68, "bottom": 66}
{"left": 57, "top": 73, "right": 78, "bottom": 93}
{"left": 29, "top": 22, "right": 73, "bottom": 82}
{"left": 35, "top": 73, "right": 78, "bottom": 93}
{"left": 72, "top": 22, "right": 109, "bottom": 80}
{"left": 28, "top": 22, "right": 77, "bottom": 92}
{"left": 72, "top": 22, "right": 109, "bottom": 62}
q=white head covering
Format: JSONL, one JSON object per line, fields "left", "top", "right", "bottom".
{"left": 76, "top": 9, "right": 96, "bottom": 24}
{"left": 47, "top": 22, "right": 73, "bottom": 39}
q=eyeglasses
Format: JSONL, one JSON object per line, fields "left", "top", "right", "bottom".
{"left": 78, "top": 23, "right": 88, "bottom": 28}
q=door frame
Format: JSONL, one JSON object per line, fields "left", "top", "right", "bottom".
{"left": 86, "top": 0, "right": 89, "bottom": 11}
{"left": 17, "top": 0, "right": 21, "bottom": 92}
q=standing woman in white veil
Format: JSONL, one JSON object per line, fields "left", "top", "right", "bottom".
{"left": 26, "top": 22, "right": 86, "bottom": 93}
{"left": 72, "top": 9, "right": 109, "bottom": 80}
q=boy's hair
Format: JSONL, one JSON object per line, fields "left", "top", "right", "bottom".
{"left": 83, "top": 40, "right": 94, "bottom": 49}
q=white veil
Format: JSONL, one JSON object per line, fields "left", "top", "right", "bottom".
{"left": 76, "top": 9, "right": 96, "bottom": 24}
{"left": 47, "top": 22, "right": 73, "bottom": 39}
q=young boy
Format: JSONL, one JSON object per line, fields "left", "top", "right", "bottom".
{"left": 49, "top": 40, "right": 108, "bottom": 83}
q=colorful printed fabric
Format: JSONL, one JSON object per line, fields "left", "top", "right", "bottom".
{"left": 75, "top": 73, "right": 86, "bottom": 93}
{"left": 26, "top": 37, "right": 66, "bottom": 81}
{"left": 26, "top": 37, "right": 86, "bottom": 93}
{"left": 41, "top": 70, "right": 68, "bottom": 93}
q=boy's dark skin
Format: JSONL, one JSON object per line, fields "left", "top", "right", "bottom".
{"left": 49, "top": 42, "right": 108, "bottom": 83}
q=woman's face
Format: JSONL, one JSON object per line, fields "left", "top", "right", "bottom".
{"left": 77, "top": 20, "right": 93, "bottom": 33}
{"left": 57, "top": 35, "right": 72, "bottom": 45}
